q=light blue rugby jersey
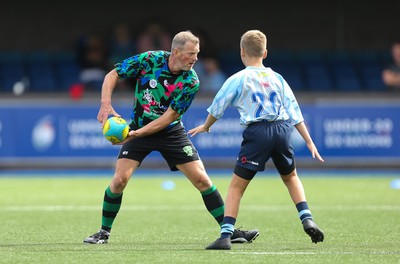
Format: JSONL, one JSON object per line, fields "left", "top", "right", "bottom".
{"left": 207, "top": 66, "right": 304, "bottom": 127}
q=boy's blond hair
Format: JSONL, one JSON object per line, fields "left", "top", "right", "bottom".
{"left": 240, "top": 30, "right": 267, "bottom": 58}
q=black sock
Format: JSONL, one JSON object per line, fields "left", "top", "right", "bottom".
{"left": 201, "top": 185, "right": 225, "bottom": 225}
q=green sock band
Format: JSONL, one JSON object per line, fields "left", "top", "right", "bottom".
{"left": 201, "top": 185, "right": 217, "bottom": 196}
{"left": 105, "top": 186, "right": 122, "bottom": 198}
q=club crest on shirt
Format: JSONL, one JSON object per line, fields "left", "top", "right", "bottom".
{"left": 149, "top": 79, "right": 157, "bottom": 88}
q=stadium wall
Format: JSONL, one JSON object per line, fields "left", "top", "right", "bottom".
{"left": 1, "top": 94, "right": 399, "bottom": 170}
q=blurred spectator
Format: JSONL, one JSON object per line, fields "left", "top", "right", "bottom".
{"left": 197, "top": 56, "right": 227, "bottom": 95}
{"left": 136, "top": 19, "right": 172, "bottom": 53}
{"left": 191, "top": 28, "right": 226, "bottom": 95}
{"left": 382, "top": 41, "right": 400, "bottom": 91}
{"left": 76, "top": 32, "right": 110, "bottom": 90}
{"left": 108, "top": 21, "right": 136, "bottom": 64}
{"left": 108, "top": 22, "right": 137, "bottom": 91}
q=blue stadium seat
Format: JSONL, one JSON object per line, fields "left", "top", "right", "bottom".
{"left": 353, "top": 50, "right": 381, "bottom": 66}
{"left": 218, "top": 51, "right": 244, "bottom": 77}
{"left": 295, "top": 51, "right": 334, "bottom": 91}
{"left": 359, "top": 63, "right": 386, "bottom": 91}
{"left": 302, "top": 63, "right": 334, "bottom": 91}
{"left": 325, "top": 50, "right": 352, "bottom": 66}
{"left": 274, "top": 64, "right": 305, "bottom": 91}
{"left": 25, "top": 51, "right": 58, "bottom": 91}
{"left": 296, "top": 51, "right": 325, "bottom": 67}
{"left": 331, "top": 63, "right": 362, "bottom": 91}
{"left": 351, "top": 50, "right": 387, "bottom": 91}
{"left": 267, "top": 50, "right": 296, "bottom": 69}
{"left": 0, "top": 52, "right": 26, "bottom": 92}
{"left": 335, "top": 77, "right": 362, "bottom": 91}
{"left": 54, "top": 52, "right": 81, "bottom": 90}
{"left": 267, "top": 51, "right": 304, "bottom": 90}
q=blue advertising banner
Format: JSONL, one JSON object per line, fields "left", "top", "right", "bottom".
{"left": 1, "top": 101, "right": 399, "bottom": 167}
{"left": 184, "top": 103, "right": 400, "bottom": 161}
{"left": 0, "top": 104, "right": 121, "bottom": 158}
{"left": 314, "top": 104, "right": 398, "bottom": 157}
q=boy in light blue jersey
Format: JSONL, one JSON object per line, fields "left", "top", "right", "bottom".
{"left": 189, "top": 29, "right": 325, "bottom": 250}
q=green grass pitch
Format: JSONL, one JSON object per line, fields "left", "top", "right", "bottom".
{"left": 0, "top": 171, "right": 399, "bottom": 263}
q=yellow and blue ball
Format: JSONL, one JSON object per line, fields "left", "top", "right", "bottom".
{"left": 102, "top": 116, "right": 129, "bottom": 144}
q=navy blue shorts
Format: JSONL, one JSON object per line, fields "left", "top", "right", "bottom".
{"left": 235, "top": 120, "right": 296, "bottom": 177}
{"left": 118, "top": 123, "right": 199, "bottom": 171}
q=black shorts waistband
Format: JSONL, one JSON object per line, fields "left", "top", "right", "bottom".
{"left": 248, "top": 119, "right": 288, "bottom": 127}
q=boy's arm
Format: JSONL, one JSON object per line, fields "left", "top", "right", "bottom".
{"left": 294, "top": 121, "right": 324, "bottom": 162}
{"left": 187, "top": 114, "right": 218, "bottom": 137}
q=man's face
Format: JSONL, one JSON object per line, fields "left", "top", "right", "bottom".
{"left": 176, "top": 41, "right": 200, "bottom": 71}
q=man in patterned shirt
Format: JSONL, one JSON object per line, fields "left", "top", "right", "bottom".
{"left": 84, "top": 30, "right": 259, "bottom": 245}
{"left": 189, "top": 30, "right": 325, "bottom": 250}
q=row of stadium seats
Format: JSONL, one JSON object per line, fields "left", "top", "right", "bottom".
{"left": 0, "top": 49, "right": 391, "bottom": 93}
{"left": 218, "top": 49, "right": 390, "bottom": 92}
{"left": 0, "top": 51, "right": 80, "bottom": 92}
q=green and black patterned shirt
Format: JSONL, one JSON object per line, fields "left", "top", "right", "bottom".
{"left": 115, "top": 50, "right": 199, "bottom": 129}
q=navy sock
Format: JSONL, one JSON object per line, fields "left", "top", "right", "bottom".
{"left": 220, "top": 216, "right": 236, "bottom": 239}
{"left": 296, "top": 201, "right": 313, "bottom": 223}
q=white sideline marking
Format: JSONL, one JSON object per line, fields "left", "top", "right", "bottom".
{"left": 232, "top": 251, "right": 316, "bottom": 255}
{"left": 231, "top": 251, "right": 399, "bottom": 255}
{"left": 1, "top": 205, "right": 204, "bottom": 211}
{"left": 1, "top": 205, "right": 400, "bottom": 212}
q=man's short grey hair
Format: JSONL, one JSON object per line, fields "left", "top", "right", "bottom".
{"left": 171, "top": 30, "right": 200, "bottom": 51}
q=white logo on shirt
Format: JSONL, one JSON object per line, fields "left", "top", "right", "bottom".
{"left": 149, "top": 79, "right": 157, "bottom": 88}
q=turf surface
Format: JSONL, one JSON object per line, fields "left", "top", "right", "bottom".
{"left": 0, "top": 172, "right": 399, "bottom": 263}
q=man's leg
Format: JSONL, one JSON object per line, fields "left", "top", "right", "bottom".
{"left": 177, "top": 161, "right": 224, "bottom": 225}
{"left": 83, "top": 159, "right": 139, "bottom": 244}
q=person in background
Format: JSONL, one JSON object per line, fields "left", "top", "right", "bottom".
{"left": 76, "top": 32, "right": 110, "bottom": 90}
{"left": 382, "top": 41, "right": 400, "bottom": 91}
{"left": 83, "top": 30, "right": 259, "bottom": 246}
{"left": 189, "top": 29, "right": 325, "bottom": 250}
{"left": 108, "top": 22, "right": 137, "bottom": 90}
{"left": 191, "top": 28, "right": 226, "bottom": 96}
{"left": 135, "top": 19, "right": 172, "bottom": 53}
{"left": 198, "top": 56, "right": 227, "bottom": 95}
{"left": 108, "top": 21, "right": 136, "bottom": 64}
